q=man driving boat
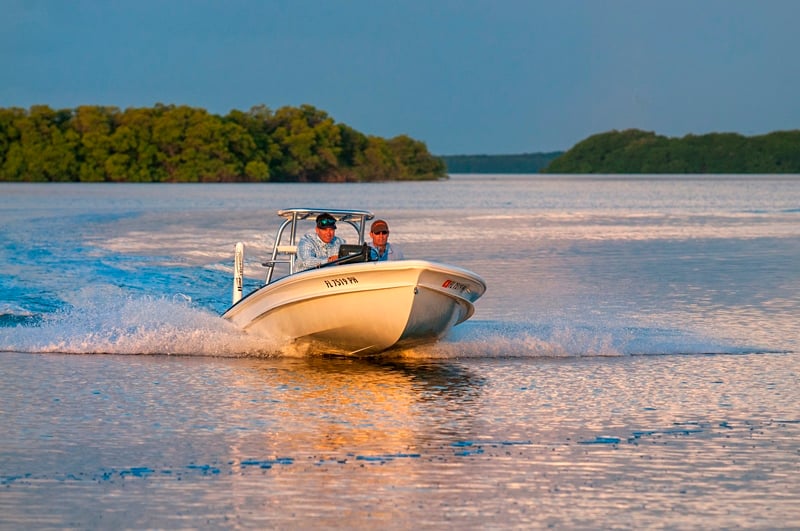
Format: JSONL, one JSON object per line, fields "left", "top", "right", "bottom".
{"left": 295, "top": 213, "right": 345, "bottom": 271}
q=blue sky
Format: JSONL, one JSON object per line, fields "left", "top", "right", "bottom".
{"left": 2, "top": 0, "right": 799, "bottom": 154}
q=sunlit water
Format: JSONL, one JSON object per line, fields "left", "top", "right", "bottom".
{"left": 1, "top": 176, "right": 799, "bottom": 528}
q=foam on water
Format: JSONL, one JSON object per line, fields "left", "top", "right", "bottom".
{"left": 1, "top": 287, "right": 747, "bottom": 359}
{"left": 396, "top": 319, "right": 748, "bottom": 359}
{"left": 0, "top": 285, "right": 276, "bottom": 357}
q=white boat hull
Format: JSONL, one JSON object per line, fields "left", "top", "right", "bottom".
{"left": 222, "top": 260, "right": 486, "bottom": 356}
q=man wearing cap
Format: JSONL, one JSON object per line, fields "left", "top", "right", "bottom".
{"left": 368, "top": 219, "right": 404, "bottom": 261}
{"left": 295, "top": 213, "right": 346, "bottom": 271}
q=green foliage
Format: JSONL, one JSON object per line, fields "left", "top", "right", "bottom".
{"left": 386, "top": 135, "right": 445, "bottom": 181}
{"left": 543, "top": 129, "right": 800, "bottom": 174}
{"left": 0, "top": 104, "right": 447, "bottom": 182}
{"left": 440, "top": 152, "right": 563, "bottom": 174}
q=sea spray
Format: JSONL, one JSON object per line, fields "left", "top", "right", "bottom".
{"left": 0, "top": 284, "right": 278, "bottom": 357}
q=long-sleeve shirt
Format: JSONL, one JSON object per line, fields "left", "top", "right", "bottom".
{"left": 295, "top": 233, "right": 345, "bottom": 271}
{"left": 368, "top": 242, "right": 404, "bottom": 261}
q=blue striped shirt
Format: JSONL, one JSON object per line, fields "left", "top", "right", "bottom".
{"left": 295, "top": 233, "right": 345, "bottom": 271}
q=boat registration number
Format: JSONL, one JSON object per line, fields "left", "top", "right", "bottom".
{"left": 324, "top": 276, "right": 359, "bottom": 288}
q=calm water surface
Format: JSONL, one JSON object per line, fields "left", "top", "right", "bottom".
{"left": 1, "top": 176, "right": 799, "bottom": 528}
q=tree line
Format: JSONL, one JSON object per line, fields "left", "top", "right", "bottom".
{"left": 543, "top": 129, "right": 800, "bottom": 174}
{"left": 440, "top": 152, "right": 563, "bottom": 174}
{"left": 0, "top": 104, "right": 446, "bottom": 182}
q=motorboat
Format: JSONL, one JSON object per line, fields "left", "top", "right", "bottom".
{"left": 222, "top": 208, "right": 486, "bottom": 356}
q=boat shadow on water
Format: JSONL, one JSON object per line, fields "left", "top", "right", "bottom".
{"left": 230, "top": 355, "right": 486, "bottom": 458}
{"left": 279, "top": 354, "right": 485, "bottom": 400}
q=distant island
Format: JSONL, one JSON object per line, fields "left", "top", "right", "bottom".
{"left": 440, "top": 152, "right": 563, "bottom": 174}
{"left": 441, "top": 129, "right": 800, "bottom": 175}
{"left": 542, "top": 129, "right": 800, "bottom": 174}
{"left": 0, "top": 104, "right": 446, "bottom": 182}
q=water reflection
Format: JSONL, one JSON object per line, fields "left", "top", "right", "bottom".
{"left": 3, "top": 352, "right": 800, "bottom": 528}
{"left": 224, "top": 356, "right": 484, "bottom": 464}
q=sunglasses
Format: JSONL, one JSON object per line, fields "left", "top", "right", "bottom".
{"left": 318, "top": 218, "right": 337, "bottom": 228}
{"left": 373, "top": 230, "right": 389, "bottom": 235}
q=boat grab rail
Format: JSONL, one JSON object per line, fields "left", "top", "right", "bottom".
{"left": 261, "top": 245, "right": 297, "bottom": 266}
{"left": 263, "top": 218, "right": 296, "bottom": 283}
